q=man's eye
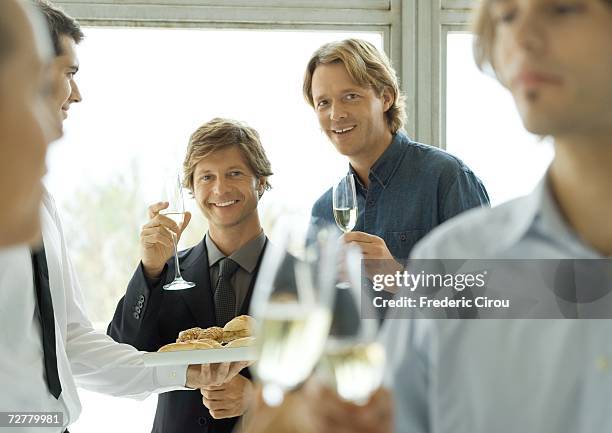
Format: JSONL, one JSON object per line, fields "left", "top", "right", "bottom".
{"left": 229, "top": 171, "right": 242, "bottom": 177}
{"left": 346, "top": 93, "right": 359, "bottom": 100}
{"left": 316, "top": 100, "right": 328, "bottom": 109}
{"left": 551, "top": 3, "right": 584, "bottom": 15}
{"left": 200, "top": 175, "right": 211, "bottom": 182}
{"left": 496, "top": 9, "right": 517, "bottom": 24}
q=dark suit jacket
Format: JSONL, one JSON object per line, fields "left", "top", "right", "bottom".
{"left": 108, "top": 237, "right": 267, "bottom": 433}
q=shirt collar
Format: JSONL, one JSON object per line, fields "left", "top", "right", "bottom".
{"left": 348, "top": 131, "right": 408, "bottom": 189}
{"left": 500, "top": 175, "right": 548, "bottom": 249}
{"left": 502, "top": 172, "right": 602, "bottom": 258}
{"left": 205, "top": 230, "right": 267, "bottom": 273}
{"left": 533, "top": 176, "right": 603, "bottom": 258}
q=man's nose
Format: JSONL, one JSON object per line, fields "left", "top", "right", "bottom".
{"left": 212, "top": 177, "right": 230, "bottom": 195}
{"left": 70, "top": 79, "right": 83, "bottom": 103}
{"left": 330, "top": 101, "right": 348, "bottom": 121}
{"left": 513, "top": 11, "right": 546, "bottom": 56}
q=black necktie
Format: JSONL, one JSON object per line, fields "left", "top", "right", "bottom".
{"left": 214, "top": 258, "right": 240, "bottom": 327}
{"left": 31, "top": 245, "right": 62, "bottom": 399}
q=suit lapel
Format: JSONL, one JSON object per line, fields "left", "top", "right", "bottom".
{"left": 176, "top": 239, "right": 217, "bottom": 327}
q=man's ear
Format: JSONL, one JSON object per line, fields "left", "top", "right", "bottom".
{"left": 381, "top": 87, "right": 394, "bottom": 113}
{"left": 257, "top": 177, "right": 267, "bottom": 198}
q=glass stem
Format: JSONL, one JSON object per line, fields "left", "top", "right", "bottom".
{"left": 171, "top": 232, "right": 182, "bottom": 280}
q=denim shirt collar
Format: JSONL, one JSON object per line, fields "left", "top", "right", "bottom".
{"left": 348, "top": 131, "right": 408, "bottom": 189}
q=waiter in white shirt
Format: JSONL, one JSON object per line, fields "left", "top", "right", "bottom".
{"left": 0, "top": 2, "right": 244, "bottom": 432}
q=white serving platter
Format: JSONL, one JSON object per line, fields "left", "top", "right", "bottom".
{"left": 143, "top": 346, "right": 257, "bottom": 366}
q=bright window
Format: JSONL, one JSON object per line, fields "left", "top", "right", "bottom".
{"left": 445, "top": 32, "right": 554, "bottom": 206}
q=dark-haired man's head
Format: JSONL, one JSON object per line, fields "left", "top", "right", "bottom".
{"left": 1, "top": 0, "right": 56, "bottom": 246}
{"left": 32, "top": 0, "right": 83, "bottom": 125}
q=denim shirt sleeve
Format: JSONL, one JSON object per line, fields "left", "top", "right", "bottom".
{"left": 307, "top": 188, "right": 335, "bottom": 246}
{"left": 439, "top": 167, "right": 490, "bottom": 223}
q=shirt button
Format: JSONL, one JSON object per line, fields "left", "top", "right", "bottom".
{"left": 137, "top": 299, "right": 144, "bottom": 307}
{"left": 133, "top": 312, "right": 140, "bottom": 320}
{"left": 138, "top": 295, "right": 145, "bottom": 302}
{"left": 198, "top": 417, "right": 207, "bottom": 426}
{"left": 400, "top": 234, "right": 407, "bottom": 241}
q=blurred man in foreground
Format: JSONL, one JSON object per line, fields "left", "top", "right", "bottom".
{"left": 0, "top": 0, "right": 56, "bottom": 247}
{"left": 383, "top": 0, "right": 612, "bottom": 432}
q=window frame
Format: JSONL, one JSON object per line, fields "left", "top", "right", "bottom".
{"left": 55, "top": 0, "right": 479, "bottom": 146}
{"left": 412, "top": 0, "right": 476, "bottom": 148}
{"left": 55, "top": 0, "right": 413, "bottom": 131}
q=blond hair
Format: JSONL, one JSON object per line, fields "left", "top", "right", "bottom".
{"left": 303, "top": 38, "right": 406, "bottom": 133}
{"left": 182, "top": 118, "right": 273, "bottom": 195}
{"left": 473, "top": 0, "right": 498, "bottom": 74}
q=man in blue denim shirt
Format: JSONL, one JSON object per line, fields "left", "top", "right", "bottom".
{"left": 303, "top": 39, "right": 490, "bottom": 266}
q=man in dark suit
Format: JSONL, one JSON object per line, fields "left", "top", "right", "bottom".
{"left": 108, "top": 117, "right": 274, "bottom": 433}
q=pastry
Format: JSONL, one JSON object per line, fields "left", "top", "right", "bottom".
{"left": 224, "top": 336, "right": 256, "bottom": 348}
{"left": 222, "top": 315, "right": 255, "bottom": 343}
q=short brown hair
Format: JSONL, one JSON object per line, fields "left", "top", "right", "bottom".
{"left": 303, "top": 38, "right": 406, "bottom": 133}
{"left": 473, "top": 0, "right": 612, "bottom": 74}
{"left": 182, "top": 118, "right": 273, "bottom": 196}
{"left": 31, "top": 0, "right": 83, "bottom": 56}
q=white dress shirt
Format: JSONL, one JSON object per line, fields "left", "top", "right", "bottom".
{"left": 0, "top": 190, "right": 188, "bottom": 432}
{"left": 381, "top": 175, "right": 612, "bottom": 433}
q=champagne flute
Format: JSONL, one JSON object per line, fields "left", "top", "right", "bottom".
{"left": 333, "top": 174, "right": 358, "bottom": 233}
{"left": 317, "top": 245, "right": 386, "bottom": 405}
{"left": 250, "top": 217, "right": 339, "bottom": 407}
{"left": 160, "top": 174, "right": 195, "bottom": 291}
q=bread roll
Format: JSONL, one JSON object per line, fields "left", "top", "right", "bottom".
{"left": 158, "top": 338, "right": 223, "bottom": 352}
{"left": 224, "top": 336, "right": 256, "bottom": 348}
{"left": 199, "top": 326, "right": 224, "bottom": 342}
{"left": 195, "top": 338, "right": 223, "bottom": 349}
{"left": 222, "top": 315, "right": 255, "bottom": 343}
{"left": 177, "top": 326, "right": 224, "bottom": 343}
{"left": 177, "top": 327, "right": 206, "bottom": 343}
{"left": 158, "top": 341, "right": 198, "bottom": 352}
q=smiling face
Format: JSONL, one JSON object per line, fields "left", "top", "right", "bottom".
{"left": 491, "top": 0, "right": 612, "bottom": 136}
{"left": 192, "top": 146, "right": 265, "bottom": 234}
{"left": 311, "top": 62, "right": 394, "bottom": 166}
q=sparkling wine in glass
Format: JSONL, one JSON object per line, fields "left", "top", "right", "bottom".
{"left": 250, "top": 217, "right": 339, "bottom": 407}
{"left": 160, "top": 174, "right": 196, "bottom": 291}
{"left": 317, "top": 245, "right": 386, "bottom": 405}
{"left": 333, "top": 174, "right": 358, "bottom": 233}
